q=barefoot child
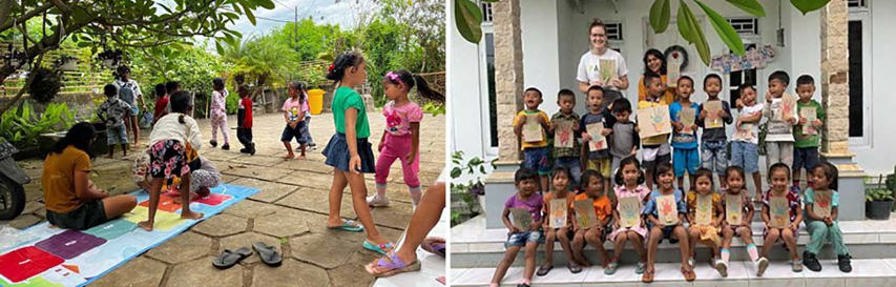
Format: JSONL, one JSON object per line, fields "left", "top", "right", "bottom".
{"left": 513, "top": 87, "right": 551, "bottom": 192}
{"left": 759, "top": 163, "right": 803, "bottom": 274}
{"left": 606, "top": 156, "right": 650, "bottom": 275}
{"left": 209, "top": 78, "right": 230, "bottom": 150}
{"left": 792, "top": 75, "right": 825, "bottom": 188}
{"left": 322, "top": 52, "right": 393, "bottom": 254}
{"left": 548, "top": 89, "right": 582, "bottom": 186}
{"left": 669, "top": 76, "right": 700, "bottom": 190}
{"left": 139, "top": 91, "right": 204, "bottom": 231}
{"left": 579, "top": 86, "right": 612, "bottom": 194}
{"left": 236, "top": 85, "right": 255, "bottom": 155}
{"left": 698, "top": 74, "right": 733, "bottom": 188}
{"left": 731, "top": 84, "right": 764, "bottom": 197}
{"left": 570, "top": 170, "right": 612, "bottom": 269}
{"left": 282, "top": 81, "right": 309, "bottom": 159}
{"left": 720, "top": 166, "right": 765, "bottom": 276}
{"left": 802, "top": 162, "right": 852, "bottom": 272}
{"left": 489, "top": 168, "right": 543, "bottom": 287}
{"left": 639, "top": 72, "right": 672, "bottom": 190}
{"left": 642, "top": 162, "right": 692, "bottom": 282}
{"left": 537, "top": 167, "right": 578, "bottom": 276}
{"left": 686, "top": 168, "right": 726, "bottom": 277}
{"left": 97, "top": 84, "right": 130, "bottom": 158}
{"left": 367, "top": 70, "right": 444, "bottom": 207}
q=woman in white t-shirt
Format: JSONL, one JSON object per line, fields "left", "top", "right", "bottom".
{"left": 576, "top": 19, "right": 629, "bottom": 111}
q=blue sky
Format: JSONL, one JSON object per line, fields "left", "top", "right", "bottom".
{"left": 228, "top": 0, "right": 377, "bottom": 38}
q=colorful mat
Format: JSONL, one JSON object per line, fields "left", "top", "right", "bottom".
{"left": 0, "top": 184, "right": 258, "bottom": 287}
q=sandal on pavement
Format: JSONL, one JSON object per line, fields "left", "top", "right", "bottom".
{"left": 252, "top": 242, "right": 283, "bottom": 267}
{"left": 422, "top": 237, "right": 445, "bottom": 257}
{"left": 327, "top": 219, "right": 364, "bottom": 232}
{"left": 536, "top": 264, "right": 552, "bottom": 276}
{"left": 365, "top": 252, "right": 421, "bottom": 277}
{"left": 641, "top": 268, "right": 655, "bottom": 283}
{"left": 567, "top": 262, "right": 583, "bottom": 274}
{"left": 212, "top": 247, "right": 252, "bottom": 269}
{"left": 363, "top": 240, "right": 396, "bottom": 255}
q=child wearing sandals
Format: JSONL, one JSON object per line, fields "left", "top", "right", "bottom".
{"left": 570, "top": 170, "right": 613, "bottom": 269}
{"left": 802, "top": 162, "right": 852, "bottom": 272}
{"left": 367, "top": 70, "right": 444, "bottom": 208}
{"left": 139, "top": 91, "right": 204, "bottom": 231}
{"left": 720, "top": 166, "right": 766, "bottom": 276}
{"left": 536, "top": 167, "right": 578, "bottom": 276}
{"left": 685, "top": 168, "right": 727, "bottom": 277}
{"left": 642, "top": 162, "right": 693, "bottom": 282}
{"left": 605, "top": 156, "right": 650, "bottom": 275}
{"left": 759, "top": 163, "right": 804, "bottom": 274}
{"left": 322, "top": 52, "right": 394, "bottom": 254}
{"left": 282, "top": 81, "right": 310, "bottom": 160}
{"left": 489, "top": 168, "right": 543, "bottom": 287}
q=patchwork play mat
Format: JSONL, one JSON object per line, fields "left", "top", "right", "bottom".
{"left": 0, "top": 184, "right": 258, "bottom": 287}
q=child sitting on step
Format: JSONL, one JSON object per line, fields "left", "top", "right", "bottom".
{"left": 489, "top": 168, "right": 543, "bottom": 287}
{"left": 802, "top": 162, "right": 852, "bottom": 273}
{"left": 536, "top": 167, "right": 578, "bottom": 276}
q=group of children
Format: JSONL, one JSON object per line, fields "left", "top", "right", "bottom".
{"left": 493, "top": 70, "right": 850, "bottom": 286}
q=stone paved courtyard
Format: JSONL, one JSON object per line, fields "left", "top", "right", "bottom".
{"left": 1, "top": 111, "right": 445, "bottom": 287}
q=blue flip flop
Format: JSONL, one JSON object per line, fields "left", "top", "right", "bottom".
{"left": 327, "top": 220, "right": 364, "bottom": 232}
{"left": 362, "top": 240, "right": 396, "bottom": 255}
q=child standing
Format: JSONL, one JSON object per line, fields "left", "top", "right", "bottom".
{"left": 719, "top": 166, "right": 765, "bottom": 276}
{"left": 763, "top": 71, "right": 798, "bottom": 170}
{"left": 549, "top": 89, "right": 582, "bottom": 186}
{"left": 642, "top": 162, "right": 692, "bottom": 282}
{"left": 685, "top": 168, "right": 726, "bottom": 277}
{"left": 579, "top": 86, "right": 612, "bottom": 193}
{"left": 322, "top": 52, "right": 393, "bottom": 254}
{"left": 98, "top": 84, "right": 131, "bottom": 158}
{"left": 759, "top": 163, "right": 803, "bottom": 274}
{"left": 282, "top": 81, "right": 309, "bottom": 160}
{"left": 209, "top": 78, "right": 230, "bottom": 150}
{"left": 513, "top": 87, "right": 551, "bottom": 192}
{"left": 698, "top": 74, "right": 733, "bottom": 188}
{"left": 139, "top": 91, "right": 204, "bottom": 231}
{"left": 489, "top": 168, "right": 543, "bottom": 287}
{"left": 368, "top": 70, "right": 444, "bottom": 207}
{"left": 152, "top": 83, "right": 168, "bottom": 126}
{"left": 792, "top": 75, "right": 825, "bottom": 188}
{"left": 537, "top": 167, "right": 578, "bottom": 276}
{"left": 606, "top": 98, "right": 639, "bottom": 175}
{"left": 606, "top": 156, "right": 649, "bottom": 275}
{"left": 114, "top": 65, "right": 144, "bottom": 147}
{"left": 802, "top": 162, "right": 852, "bottom": 272}
{"left": 669, "top": 76, "right": 700, "bottom": 190}
{"left": 570, "top": 170, "right": 612, "bottom": 269}
{"left": 730, "top": 84, "right": 765, "bottom": 197}
{"left": 639, "top": 72, "right": 672, "bottom": 190}
{"left": 236, "top": 85, "right": 255, "bottom": 155}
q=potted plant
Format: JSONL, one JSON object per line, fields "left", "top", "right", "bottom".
{"left": 866, "top": 175, "right": 894, "bottom": 220}
{"left": 450, "top": 151, "right": 496, "bottom": 226}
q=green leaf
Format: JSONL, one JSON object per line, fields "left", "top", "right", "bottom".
{"left": 215, "top": 41, "right": 225, "bottom": 56}
{"left": 257, "top": 0, "right": 276, "bottom": 10}
{"left": 726, "top": 0, "right": 766, "bottom": 17}
{"left": 677, "top": 0, "right": 711, "bottom": 65}
{"left": 243, "top": 3, "right": 256, "bottom": 25}
{"left": 454, "top": 0, "right": 483, "bottom": 43}
{"left": 649, "top": 0, "right": 671, "bottom": 33}
{"left": 696, "top": 0, "right": 745, "bottom": 56}
{"left": 451, "top": 167, "right": 463, "bottom": 179}
{"left": 790, "top": 0, "right": 831, "bottom": 15}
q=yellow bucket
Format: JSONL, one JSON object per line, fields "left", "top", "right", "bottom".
{"left": 308, "top": 89, "right": 325, "bottom": 115}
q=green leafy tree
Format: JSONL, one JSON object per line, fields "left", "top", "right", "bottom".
{"left": 454, "top": 0, "right": 832, "bottom": 65}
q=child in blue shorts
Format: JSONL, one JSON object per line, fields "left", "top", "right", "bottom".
{"left": 514, "top": 87, "right": 551, "bottom": 192}
{"left": 669, "top": 76, "right": 700, "bottom": 191}
{"left": 731, "top": 84, "right": 764, "bottom": 198}
{"left": 490, "top": 168, "right": 544, "bottom": 287}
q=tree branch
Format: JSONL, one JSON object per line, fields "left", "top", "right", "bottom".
{"left": 0, "top": 2, "right": 54, "bottom": 33}
{"left": 0, "top": 53, "right": 44, "bottom": 115}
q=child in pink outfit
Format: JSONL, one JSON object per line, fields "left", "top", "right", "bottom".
{"left": 368, "top": 70, "right": 442, "bottom": 208}
{"left": 209, "top": 78, "right": 230, "bottom": 150}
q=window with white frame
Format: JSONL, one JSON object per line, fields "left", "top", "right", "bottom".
{"left": 727, "top": 18, "right": 759, "bottom": 35}
{"left": 481, "top": 2, "right": 493, "bottom": 23}
{"left": 728, "top": 43, "right": 758, "bottom": 106}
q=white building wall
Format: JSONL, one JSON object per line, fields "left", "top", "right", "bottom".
{"left": 448, "top": 0, "right": 488, "bottom": 160}
{"left": 858, "top": 0, "right": 896, "bottom": 175}
{"left": 520, "top": 1, "right": 561, "bottom": 113}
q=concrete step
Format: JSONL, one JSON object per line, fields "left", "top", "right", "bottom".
{"left": 451, "top": 215, "right": 896, "bottom": 268}
{"left": 449, "top": 258, "right": 896, "bottom": 286}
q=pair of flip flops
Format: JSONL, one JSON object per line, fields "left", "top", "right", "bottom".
{"left": 212, "top": 242, "right": 283, "bottom": 269}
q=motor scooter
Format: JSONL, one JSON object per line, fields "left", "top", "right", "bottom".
{"left": 0, "top": 139, "right": 30, "bottom": 220}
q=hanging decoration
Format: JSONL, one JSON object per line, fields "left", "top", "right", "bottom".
{"left": 710, "top": 45, "right": 776, "bottom": 74}
{"left": 664, "top": 45, "right": 688, "bottom": 88}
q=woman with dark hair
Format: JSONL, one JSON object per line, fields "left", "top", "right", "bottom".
{"left": 637, "top": 49, "right": 675, "bottom": 104}
{"left": 42, "top": 122, "right": 137, "bottom": 230}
